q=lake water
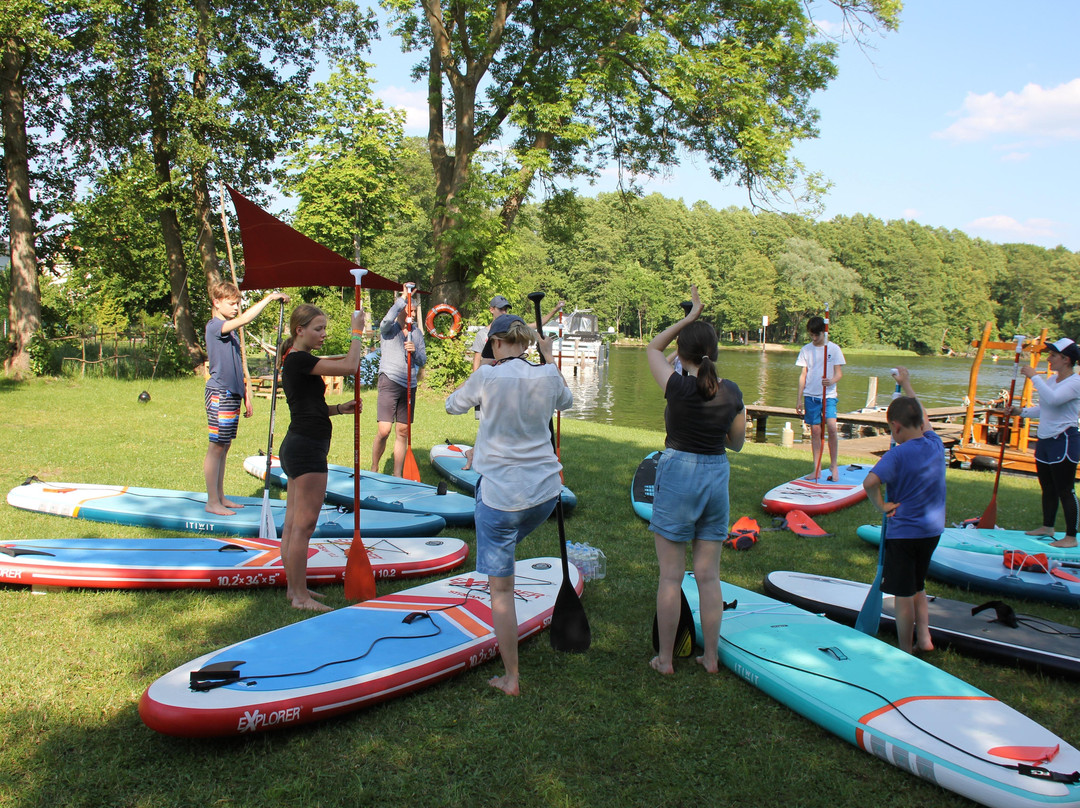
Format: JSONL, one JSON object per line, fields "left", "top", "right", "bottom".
{"left": 559, "top": 345, "right": 1022, "bottom": 440}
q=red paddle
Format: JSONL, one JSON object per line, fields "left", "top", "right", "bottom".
{"left": 344, "top": 268, "right": 376, "bottom": 602}
{"left": 977, "top": 335, "right": 1025, "bottom": 530}
{"left": 812, "top": 304, "right": 830, "bottom": 481}
{"left": 402, "top": 282, "right": 422, "bottom": 482}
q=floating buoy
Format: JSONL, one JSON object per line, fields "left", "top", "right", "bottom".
{"left": 425, "top": 304, "right": 462, "bottom": 339}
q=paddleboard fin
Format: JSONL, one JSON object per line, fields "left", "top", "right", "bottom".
{"left": 190, "top": 660, "right": 245, "bottom": 691}
{"left": 782, "top": 509, "right": 832, "bottom": 538}
{"left": 971, "top": 600, "right": 1020, "bottom": 628}
{"left": 722, "top": 599, "right": 738, "bottom": 611}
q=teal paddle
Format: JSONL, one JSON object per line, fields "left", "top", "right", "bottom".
{"left": 529, "top": 291, "right": 591, "bottom": 652}
{"left": 855, "top": 370, "right": 900, "bottom": 634}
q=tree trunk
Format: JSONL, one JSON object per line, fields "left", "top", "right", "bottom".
{"left": 146, "top": 1, "right": 202, "bottom": 367}
{"left": 190, "top": 0, "right": 221, "bottom": 295}
{"left": 1, "top": 37, "right": 41, "bottom": 378}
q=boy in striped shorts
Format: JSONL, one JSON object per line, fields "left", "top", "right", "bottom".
{"left": 204, "top": 281, "right": 288, "bottom": 515}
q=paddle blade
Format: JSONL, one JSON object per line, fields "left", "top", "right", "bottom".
{"left": 976, "top": 499, "right": 997, "bottom": 530}
{"left": 343, "top": 536, "right": 376, "bottom": 602}
{"left": 403, "top": 448, "right": 421, "bottom": 482}
{"left": 652, "top": 589, "right": 697, "bottom": 657}
{"left": 855, "top": 519, "right": 886, "bottom": 635}
{"left": 550, "top": 579, "right": 591, "bottom": 652}
{"left": 258, "top": 492, "right": 277, "bottom": 541}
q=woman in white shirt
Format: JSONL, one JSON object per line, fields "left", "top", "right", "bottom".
{"left": 446, "top": 314, "right": 573, "bottom": 695}
{"left": 1016, "top": 337, "right": 1080, "bottom": 548}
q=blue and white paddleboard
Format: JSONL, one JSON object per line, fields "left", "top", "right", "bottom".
{"left": 763, "top": 570, "right": 1080, "bottom": 679}
{"left": 630, "top": 450, "right": 661, "bottom": 522}
{"left": 243, "top": 455, "right": 475, "bottom": 526}
{"left": 0, "top": 536, "right": 468, "bottom": 590}
{"left": 762, "top": 463, "right": 871, "bottom": 515}
{"left": 857, "top": 526, "right": 1080, "bottom": 607}
{"left": 684, "top": 575, "right": 1080, "bottom": 808}
{"left": 140, "top": 558, "right": 581, "bottom": 737}
{"left": 428, "top": 443, "right": 577, "bottom": 512}
{"left": 6, "top": 478, "right": 446, "bottom": 539}
{"left": 858, "top": 524, "right": 1080, "bottom": 563}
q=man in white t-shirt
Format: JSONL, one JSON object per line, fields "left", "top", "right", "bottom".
{"left": 795, "top": 315, "right": 846, "bottom": 481}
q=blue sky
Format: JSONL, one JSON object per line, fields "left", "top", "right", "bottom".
{"left": 363, "top": 2, "right": 1080, "bottom": 251}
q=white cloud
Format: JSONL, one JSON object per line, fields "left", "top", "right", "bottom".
{"left": 1000, "top": 151, "right": 1030, "bottom": 162}
{"left": 377, "top": 86, "right": 429, "bottom": 133}
{"left": 937, "top": 78, "right": 1080, "bottom": 142}
{"left": 966, "top": 214, "right": 1060, "bottom": 242}
{"left": 902, "top": 208, "right": 921, "bottom": 219}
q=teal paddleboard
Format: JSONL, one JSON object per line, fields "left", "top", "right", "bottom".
{"left": 683, "top": 574, "right": 1080, "bottom": 808}
{"left": 243, "top": 455, "right": 475, "bottom": 526}
{"left": 858, "top": 524, "right": 1080, "bottom": 562}
{"left": 6, "top": 478, "right": 446, "bottom": 539}
{"left": 429, "top": 443, "right": 577, "bottom": 512}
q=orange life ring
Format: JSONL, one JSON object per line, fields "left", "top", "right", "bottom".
{"left": 425, "top": 303, "right": 462, "bottom": 339}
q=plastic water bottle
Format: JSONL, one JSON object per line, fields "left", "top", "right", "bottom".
{"left": 781, "top": 421, "right": 794, "bottom": 447}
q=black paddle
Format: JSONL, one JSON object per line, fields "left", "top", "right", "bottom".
{"left": 652, "top": 589, "right": 698, "bottom": 657}
{"left": 529, "top": 291, "right": 591, "bottom": 652}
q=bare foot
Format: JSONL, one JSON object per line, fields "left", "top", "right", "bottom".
{"left": 223, "top": 499, "right": 244, "bottom": 509}
{"left": 696, "top": 655, "right": 719, "bottom": 674}
{"left": 1049, "top": 537, "right": 1078, "bottom": 548}
{"left": 916, "top": 634, "right": 935, "bottom": 653}
{"left": 488, "top": 674, "right": 520, "bottom": 696}
{"left": 308, "top": 590, "right": 326, "bottom": 600}
{"left": 205, "top": 504, "right": 236, "bottom": 516}
{"left": 289, "top": 592, "right": 332, "bottom": 612}
{"left": 1026, "top": 526, "right": 1056, "bottom": 536}
{"left": 462, "top": 449, "right": 474, "bottom": 471}
{"left": 649, "top": 656, "right": 675, "bottom": 675}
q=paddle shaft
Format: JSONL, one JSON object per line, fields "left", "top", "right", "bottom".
{"left": 813, "top": 304, "right": 830, "bottom": 480}
{"left": 529, "top": 291, "right": 590, "bottom": 652}
{"left": 345, "top": 270, "right": 376, "bottom": 601}
{"left": 402, "top": 283, "right": 421, "bottom": 480}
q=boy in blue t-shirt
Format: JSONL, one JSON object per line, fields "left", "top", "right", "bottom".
{"left": 862, "top": 367, "right": 946, "bottom": 655}
{"left": 204, "top": 281, "right": 288, "bottom": 515}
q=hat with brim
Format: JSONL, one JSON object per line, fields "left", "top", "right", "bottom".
{"left": 481, "top": 313, "right": 527, "bottom": 359}
{"left": 1047, "top": 337, "right": 1080, "bottom": 363}
{"left": 489, "top": 295, "right": 511, "bottom": 310}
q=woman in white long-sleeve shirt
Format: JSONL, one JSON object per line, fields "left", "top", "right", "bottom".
{"left": 1015, "top": 337, "right": 1080, "bottom": 547}
{"left": 445, "top": 314, "right": 572, "bottom": 695}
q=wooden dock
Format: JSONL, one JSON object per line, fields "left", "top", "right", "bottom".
{"left": 746, "top": 404, "right": 972, "bottom": 462}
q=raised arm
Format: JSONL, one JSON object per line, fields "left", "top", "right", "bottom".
{"left": 646, "top": 286, "right": 702, "bottom": 389}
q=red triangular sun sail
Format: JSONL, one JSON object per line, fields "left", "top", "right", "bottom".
{"left": 227, "top": 185, "right": 400, "bottom": 292}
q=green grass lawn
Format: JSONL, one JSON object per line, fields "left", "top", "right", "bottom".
{"left": 0, "top": 375, "right": 1076, "bottom": 808}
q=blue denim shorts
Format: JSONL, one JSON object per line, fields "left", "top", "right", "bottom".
{"left": 648, "top": 449, "right": 730, "bottom": 543}
{"left": 803, "top": 396, "right": 837, "bottom": 425}
{"left": 474, "top": 480, "right": 559, "bottom": 577}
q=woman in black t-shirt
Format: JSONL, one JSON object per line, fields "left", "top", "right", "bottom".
{"left": 278, "top": 303, "right": 366, "bottom": 611}
{"left": 645, "top": 286, "right": 745, "bottom": 675}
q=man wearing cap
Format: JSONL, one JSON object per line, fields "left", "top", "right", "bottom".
{"left": 1015, "top": 337, "right": 1080, "bottom": 547}
{"left": 470, "top": 295, "right": 566, "bottom": 371}
{"left": 470, "top": 296, "right": 513, "bottom": 371}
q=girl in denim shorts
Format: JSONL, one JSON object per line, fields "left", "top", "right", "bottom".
{"left": 645, "top": 286, "right": 746, "bottom": 676}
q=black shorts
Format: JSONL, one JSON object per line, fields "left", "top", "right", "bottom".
{"left": 881, "top": 535, "right": 940, "bottom": 598}
{"left": 279, "top": 431, "right": 330, "bottom": 479}
{"left": 376, "top": 374, "right": 416, "bottom": 424}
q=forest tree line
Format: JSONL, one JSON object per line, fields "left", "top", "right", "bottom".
{"left": 3, "top": 1, "right": 905, "bottom": 375}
